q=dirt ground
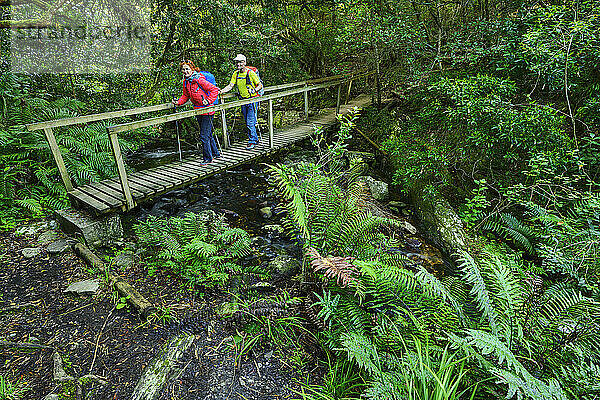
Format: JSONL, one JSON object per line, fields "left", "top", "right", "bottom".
{"left": 0, "top": 225, "right": 321, "bottom": 400}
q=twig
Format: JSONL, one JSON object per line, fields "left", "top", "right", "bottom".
{"left": 0, "top": 341, "right": 54, "bottom": 350}
{"left": 58, "top": 302, "right": 93, "bottom": 316}
{"left": 0, "top": 302, "right": 35, "bottom": 313}
{"left": 88, "top": 307, "right": 115, "bottom": 375}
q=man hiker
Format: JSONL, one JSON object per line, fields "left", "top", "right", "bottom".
{"left": 219, "top": 54, "right": 263, "bottom": 149}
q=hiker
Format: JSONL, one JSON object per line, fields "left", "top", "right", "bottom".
{"left": 172, "top": 60, "right": 220, "bottom": 164}
{"left": 219, "top": 54, "right": 263, "bottom": 149}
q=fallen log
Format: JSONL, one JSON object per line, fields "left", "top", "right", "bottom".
{"left": 73, "top": 243, "right": 156, "bottom": 318}
{"left": 130, "top": 333, "right": 195, "bottom": 400}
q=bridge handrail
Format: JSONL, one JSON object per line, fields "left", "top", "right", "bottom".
{"left": 107, "top": 71, "right": 371, "bottom": 135}
{"left": 25, "top": 72, "right": 358, "bottom": 132}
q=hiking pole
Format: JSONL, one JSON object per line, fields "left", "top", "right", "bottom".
{"left": 253, "top": 101, "right": 263, "bottom": 143}
{"left": 209, "top": 115, "right": 222, "bottom": 154}
{"left": 173, "top": 102, "right": 183, "bottom": 161}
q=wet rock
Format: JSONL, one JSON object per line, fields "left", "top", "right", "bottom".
{"left": 400, "top": 221, "right": 418, "bottom": 235}
{"left": 269, "top": 255, "right": 301, "bottom": 276}
{"left": 251, "top": 236, "right": 271, "bottom": 247}
{"left": 169, "top": 189, "right": 188, "bottom": 198}
{"left": 248, "top": 282, "right": 274, "bottom": 292}
{"left": 47, "top": 239, "right": 72, "bottom": 255}
{"left": 37, "top": 230, "right": 61, "bottom": 246}
{"left": 22, "top": 247, "right": 42, "bottom": 258}
{"left": 149, "top": 198, "right": 177, "bottom": 217}
{"left": 358, "top": 176, "right": 389, "bottom": 201}
{"left": 114, "top": 250, "right": 134, "bottom": 269}
{"left": 388, "top": 201, "right": 408, "bottom": 209}
{"left": 263, "top": 224, "right": 285, "bottom": 234}
{"left": 260, "top": 207, "right": 273, "bottom": 219}
{"left": 64, "top": 279, "right": 100, "bottom": 295}
{"left": 221, "top": 209, "right": 239, "bottom": 220}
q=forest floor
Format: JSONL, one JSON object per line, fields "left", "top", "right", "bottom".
{"left": 0, "top": 224, "right": 322, "bottom": 400}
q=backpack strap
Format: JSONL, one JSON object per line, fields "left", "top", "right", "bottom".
{"left": 245, "top": 68, "right": 259, "bottom": 95}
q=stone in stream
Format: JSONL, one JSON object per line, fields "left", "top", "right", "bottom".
{"left": 260, "top": 207, "right": 273, "bottom": 219}
{"left": 268, "top": 254, "right": 301, "bottom": 276}
{"left": 400, "top": 221, "right": 418, "bottom": 235}
{"left": 263, "top": 224, "right": 285, "bottom": 234}
{"left": 63, "top": 279, "right": 100, "bottom": 295}
{"left": 358, "top": 176, "right": 389, "bottom": 201}
{"left": 22, "top": 247, "right": 42, "bottom": 258}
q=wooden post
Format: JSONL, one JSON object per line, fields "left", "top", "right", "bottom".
{"left": 219, "top": 95, "right": 228, "bottom": 149}
{"left": 108, "top": 131, "right": 135, "bottom": 210}
{"left": 375, "top": 44, "right": 381, "bottom": 107}
{"left": 346, "top": 80, "right": 353, "bottom": 104}
{"left": 336, "top": 84, "right": 341, "bottom": 115}
{"left": 268, "top": 99, "right": 274, "bottom": 148}
{"left": 304, "top": 84, "right": 309, "bottom": 121}
{"left": 42, "top": 127, "right": 73, "bottom": 192}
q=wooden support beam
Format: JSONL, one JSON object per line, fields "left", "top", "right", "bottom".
{"left": 219, "top": 95, "right": 229, "bottom": 149}
{"left": 346, "top": 80, "right": 353, "bottom": 105}
{"left": 336, "top": 84, "right": 341, "bottom": 115}
{"left": 268, "top": 99, "right": 274, "bottom": 149}
{"left": 43, "top": 127, "right": 73, "bottom": 192}
{"left": 304, "top": 85, "right": 309, "bottom": 121}
{"left": 107, "top": 131, "right": 135, "bottom": 211}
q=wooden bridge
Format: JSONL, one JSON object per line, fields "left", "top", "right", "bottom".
{"left": 26, "top": 72, "right": 373, "bottom": 215}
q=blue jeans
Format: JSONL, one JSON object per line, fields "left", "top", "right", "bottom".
{"left": 196, "top": 115, "right": 220, "bottom": 162}
{"left": 241, "top": 103, "right": 258, "bottom": 144}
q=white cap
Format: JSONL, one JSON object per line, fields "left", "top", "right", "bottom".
{"left": 233, "top": 54, "right": 246, "bottom": 62}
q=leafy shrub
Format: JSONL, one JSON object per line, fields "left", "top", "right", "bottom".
{"left": 383, "top": 75, "right": 568, "bottom": 193}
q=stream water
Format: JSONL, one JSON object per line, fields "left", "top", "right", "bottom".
{"left": 124, "top": 134, "right": 447, "bottom": 275}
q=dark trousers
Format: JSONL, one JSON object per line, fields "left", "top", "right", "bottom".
{"left": 196, "top": 114, "right": 220, "bottom": 162}
{"left": 240, "top": 103, "right": 258, "bottom": 144}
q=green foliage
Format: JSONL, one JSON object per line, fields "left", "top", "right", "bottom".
{"left": 0, "top": 71, "right": 145, "bottom": 229}
{"left": 383, "top": 74, "right": 568, "bottom": 193}
{"left": 449, "top": 248, "right": 600, "bottom": 399}
{"left": 0, "top": 375, "right": 30, "bottom": 400}
{"left": 269, "top": 109, "right": 405, "bottom": 261}
{"left": 134, "top": 212, "right": 256, "bottom": 288}
{"left": 298, "top": 356, "right": 364, "bottom": 400}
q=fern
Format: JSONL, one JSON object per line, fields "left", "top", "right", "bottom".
{"left": 134, "top": 211, "right": 253, "bottom": 288}
{"left": 457, "top": 250, "right": 502, "bottom": 336}
{"left": 483, "top": 213, "right": 538, "bottom": 254}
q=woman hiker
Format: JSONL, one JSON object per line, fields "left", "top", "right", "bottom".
{"left": 219, "top": 54, "right": 263, "bottom": 149}
{"left": 172, "top": 60, "right": 220, "bottom": 165}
